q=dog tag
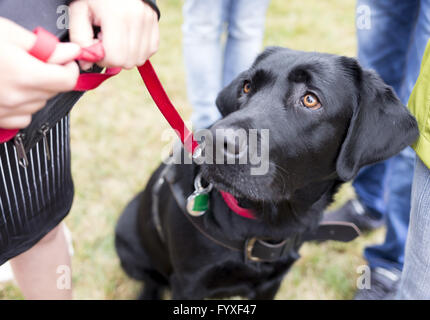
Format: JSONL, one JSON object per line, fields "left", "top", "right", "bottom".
{"left": 186, "top": 172, "right": 213, "bottom": 217}
{"left": 187, "top": 191, "right": 209, "bottom": 216}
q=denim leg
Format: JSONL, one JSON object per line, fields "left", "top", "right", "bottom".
{"left": 363, "top": 0, "right": 430, "bottom": 272}
{"left": 353, "top": 0, "right": 419, "bottom": 218}
{"left": 223, "top": 0, "right": 271, "bottom": 86}
{"left": 364, "top": 147, "right": 415, "bottom": 271}
{"left": 397, "top": 158, "right": 430, "bottom": 299}
{"left": 183, "top": 0, "right": 224, "bottom": 129}
{"left": 356, "top": 0, "right": 419, "bottom": 94}
{"left": 396, "top": 2, "right": 430, "bottom": 297}
{"left": 354, "top": 0, "right": 422, "bottom": 271}
{"left": 352, "top": 163, "right": 387, "bottom": 219}
{"left": 399, "top": 0, "right": 430, "bottom": 105}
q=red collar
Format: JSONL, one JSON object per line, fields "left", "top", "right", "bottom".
{"left": 220, "top": 191, "right": 256, "bottom": 220}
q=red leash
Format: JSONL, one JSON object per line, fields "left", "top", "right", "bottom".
{"left": 137, "top": 62, "right": 198, "bottom": 154}
{"left": 0, "top": 27, "right": 255, "bottom": 220}
{"left": 0, "top": 27, "right": 197, "bottom": 153}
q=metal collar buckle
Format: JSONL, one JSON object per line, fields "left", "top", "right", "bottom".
{"left": 245, "top": 237, "right": 290, "bottom": 263}
{"left": 246, "top": 237, "right": 262, "bottom": 262}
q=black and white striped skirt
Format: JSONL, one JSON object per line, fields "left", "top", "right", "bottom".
{"left": 0, "top": 115, "right": 74, "bottom": 265}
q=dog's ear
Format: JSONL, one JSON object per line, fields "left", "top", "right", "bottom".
{"left": 336, "top": 61, "right": 419, "bottom": 181}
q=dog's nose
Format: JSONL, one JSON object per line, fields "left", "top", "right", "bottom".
{"left": 220, "top": 127, "right": 248, "bottom": 160}
{"left": 223, "top": 135, "right": 245, "bottom": 156}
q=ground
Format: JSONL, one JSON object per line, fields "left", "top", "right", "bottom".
{"left": 0, "top": 0, "right": 386, "bottom": 299}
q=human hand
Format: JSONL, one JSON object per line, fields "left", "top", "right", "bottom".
{"left": 0, "top": 18, "right": 80, "bottom": 129}
{"left": 69, "top": 0, "right": 159, "bottom": 70}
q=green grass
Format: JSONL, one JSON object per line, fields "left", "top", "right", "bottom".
{"left": 0, "top": 0, "right": 386, "bottom": 300}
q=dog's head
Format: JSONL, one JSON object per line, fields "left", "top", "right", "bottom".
{"left": 200, "top": 47, "right": 418, "bottom": 202}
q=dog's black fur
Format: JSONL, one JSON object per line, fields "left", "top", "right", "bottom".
{"left": 115, "top": 47, "right": 418, "bottom": 299}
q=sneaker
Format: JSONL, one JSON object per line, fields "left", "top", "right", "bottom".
{"left": 354, "top": 267, "right": 401, "bottom": 300}
{"left": 324, "top": 199, "right": 384, "bottom": 232}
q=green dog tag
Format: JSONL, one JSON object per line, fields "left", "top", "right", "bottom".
{"left": 187, "top": 191, "right": 209, "bottom": 216}
{"left": 187, "top": 172, "right": 213, "bottom": 217}
{"left": 192, "top": 193, "right": 209, "bottom": 211}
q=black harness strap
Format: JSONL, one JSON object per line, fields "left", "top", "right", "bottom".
{"left": 151, "top": 164, "right": 173, "bottom": 243}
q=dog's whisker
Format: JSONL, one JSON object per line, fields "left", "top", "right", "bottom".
{"left": 272, "top": 163, "right": 289, "bottom": 195}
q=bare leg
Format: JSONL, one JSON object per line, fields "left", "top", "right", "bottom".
{"left": 10, "top": 223, "right": 72, "bottom": 300}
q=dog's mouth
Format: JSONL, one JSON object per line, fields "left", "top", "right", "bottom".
{"left": 199, "top": 164, "right": 270, "bottom": 202}
{"left": 200, "top": 166, "right": 232, "bottom": 193}
{"left": 196, "top": 126, "right": 278, "bottom": 202}
{"left": 201, "top": 172, "right": 257, "bottom": 213}
{"left": 200, "top": 166, "right": 242, "bottom": 198}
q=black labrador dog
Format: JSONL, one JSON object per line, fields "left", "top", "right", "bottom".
{"left": 115, "top": 47, "right": 418, "bottom": 300}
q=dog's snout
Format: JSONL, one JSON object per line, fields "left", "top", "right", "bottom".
{"left": 223, "top": 132, "right": 247, "bottom": 158}
{"left": 211, "top": 124, "right": 249, "bottom": 161}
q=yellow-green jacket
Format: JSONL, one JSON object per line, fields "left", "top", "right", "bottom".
{"left": 408, "top": 41, "right": 430, "bottom": 169}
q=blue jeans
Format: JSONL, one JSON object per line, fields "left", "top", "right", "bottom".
{"left": 397, "top": 158, "right": 430, "bottom": 299}
{"left": 183, "top": 0, "right": 270, "bottom": 129}
{"left": 355, "top": 0, "right": 430, "bottom": 271}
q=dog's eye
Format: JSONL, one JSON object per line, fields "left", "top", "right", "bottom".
{"left": 302, "top": 93, "right": 321, "bottom": 110}
{"left": 243, "top": 81, "right": 251, "bottom": 94}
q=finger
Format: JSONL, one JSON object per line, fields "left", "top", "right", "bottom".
{"left": 48, "top": 42, "right": 81, "bottom": 65}
{"left": 148, "top": 14, "right": 160, "bottom": 58}
{"left": 127, "top": 3, "right": 154, "bottom": 69}
{"left": 127, "top": 15, "right": 143, "bottom": 69}
{"left": 16, "top": 101, "right": 47, "bottom": 115}
{"left": 0, "top": 115, "right": 32, "bottom": 129}
{"left": 0, "top": 100, "right": 47, "bottom": 117}
{"left": 0, "top": 17, "right": 36, "bottom": 51}
{"left": 136, "top": 15, "right": 152, "bottom": 66}
{"left": 98, "top": 18, "right": 128, "bottom": 68}
{"left": 0, "top": 86, "right": 54, "bottom": 111}
{"left": 0, "top": 18, "right": 81, "bottom": 66}
{"left": 138, "top": 11, "right": 159, "bottom": 65}
{"left": 31, "top": 61, "right": 80, "bottom": 92}
{"left": 69, "top": 0, "right": 95, "bottom": 70}
{"left": 13, "top": 45, "right": 80, "bottom": 93}
{"left": 69, "top": 0, "right": 94, "bottom": 48}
